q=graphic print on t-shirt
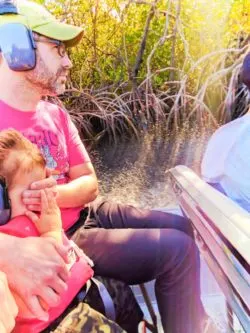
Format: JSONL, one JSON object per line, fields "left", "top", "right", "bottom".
{"left": 0, "top": 98, "right": 91, "bottom": 184}
{"left": 23, "top": 129, "right": 70, "bottom": 182}
{"left": 0, "top": 99, "right": 91, "bottom": 229}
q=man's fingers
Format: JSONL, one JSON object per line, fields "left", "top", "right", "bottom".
{"left": 55, "top": 243, "right": 72, "bottom": 265}
{"left": 23, "top": 190, "right": 41, "bottom": 199}
{"left": 30, "top": 177, "right": 57, "bottom": 190}
{"left": 37, "top": 287, "right": 61, "bottom": 308}
{"left": 27, "top": 296, "right": 49, "bottom": 322}
{"left": 48, "top": 242, "right": 71, "bottom": 280}
{"left": 49, "top": 278, "right": 68, "bottom": 295}
{"left": 23, "top": 198, "right": 41, "bottom": 206}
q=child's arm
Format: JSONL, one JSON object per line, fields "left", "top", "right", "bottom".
{"left": 14, "top": 189, "right": 63, "bottom": 318}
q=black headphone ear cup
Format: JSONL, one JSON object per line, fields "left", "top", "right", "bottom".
{"left": 2, "top": 184, "right": 10, "bottom": 208}
{"left": 0, "top": 23, "right": 36, "bottom": 71}
{"left": 0, "top": 180, "right": 11, "bottom": 225}
{"left": 0, "top": 1, "right": 18, "bottom": 15}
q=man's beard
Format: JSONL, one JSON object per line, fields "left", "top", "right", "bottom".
{"left": 25, "top": 54, "right": 67, "bottom": 96}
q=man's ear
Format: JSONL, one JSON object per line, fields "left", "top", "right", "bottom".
{"left": 241, "top": 52, "right": 250, "bottom": 90}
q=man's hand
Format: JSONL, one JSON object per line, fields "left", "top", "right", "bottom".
{"left": 0, "top": 271, "right": 18, "bottom": 333}
{"left": 22, "top": 169, "right": 58, "bottom": 212}
{"left": 0, "top": 235, "right": 70, "bottom": 321}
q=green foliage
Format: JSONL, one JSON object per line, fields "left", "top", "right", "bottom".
{"left": 33, "top": 0, "right": 250, "bottom": 136}
{"left": 33, "top": 1, "right": 245, "bottom": 88}
{"left": 40, "top": 1, "right": 243, "bottom": 86}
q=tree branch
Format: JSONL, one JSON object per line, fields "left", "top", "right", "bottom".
{"left": 131, "top": 0, "right": 159, "bottom": 85}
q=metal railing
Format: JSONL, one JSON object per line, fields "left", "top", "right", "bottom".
{"left": 167, "top": 165, "right": 250, "bottom": 332}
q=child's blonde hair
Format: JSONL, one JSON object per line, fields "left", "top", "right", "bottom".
{"left": 0, "top": 129, "right": 46, "bottom": 189}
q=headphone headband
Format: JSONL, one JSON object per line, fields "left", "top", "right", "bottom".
{"left": 0, "top": 0, "right": 18, "bottom": 15}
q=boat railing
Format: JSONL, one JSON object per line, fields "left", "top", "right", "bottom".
{"left": 167, "top": 165, "right": 250, "bottom": 333}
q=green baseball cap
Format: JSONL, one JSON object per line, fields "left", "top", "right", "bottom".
{"left": 0, "top": 0, "right": 84, "bottom": 47}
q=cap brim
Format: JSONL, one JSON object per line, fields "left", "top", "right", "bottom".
{"left": 33, "top": 21, "right": 84, "bottom": 47}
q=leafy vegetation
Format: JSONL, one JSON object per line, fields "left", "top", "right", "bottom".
{"left": 40, "top": 0, "right": 250, "bottom": 143}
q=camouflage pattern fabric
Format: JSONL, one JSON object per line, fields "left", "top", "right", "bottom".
{"left": 84, "top": 277, "right": 143, "bottom": 333}
{"left": 42, "top": 277, "right": 143, "bottom": 333}
{"left": 48, "top": 302, "right": 125, "bottom": 333}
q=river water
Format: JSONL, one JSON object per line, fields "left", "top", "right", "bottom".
{"left": 90, "top": 127, "right": 245, "bottom": 332}
{"left": 92, "top": 126, "right": 211, "bottom": 208}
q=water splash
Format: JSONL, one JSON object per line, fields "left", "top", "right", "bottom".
{"left": 93, "top": 126, "right": 213, "bottom": 208}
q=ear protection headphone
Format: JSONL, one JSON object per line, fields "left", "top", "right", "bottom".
{"left": 0, "top": 0, "right": 37, "bottom": 71}
{"left": 242, "top": 52, "right": 250, "bottom": 90}
{"left": 0, "top": 177, "right": 11, "bottom": 225}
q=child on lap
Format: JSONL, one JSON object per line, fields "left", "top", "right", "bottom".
{"left": 0, "top": 129, "right": 94, "bottom": 333}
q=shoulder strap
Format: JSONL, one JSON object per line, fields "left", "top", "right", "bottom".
{"left": 76, "top": 277, "right": 116, "bottom": 322}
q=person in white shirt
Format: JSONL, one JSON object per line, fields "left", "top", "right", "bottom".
{"left": 202, "top": 51, "right": 250, "bottom": 211}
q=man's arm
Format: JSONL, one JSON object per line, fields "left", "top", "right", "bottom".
{"left": 0, "top": 271, "right": 18, "bottom": 333}
{"left": 0, "top": 233, "right": 70, "bottom": 321}
{"left": 23, "top": 161, "right": 99, "bottom": 210}
{"left": 57, "top": 161, "right": 99, "bottom": 208}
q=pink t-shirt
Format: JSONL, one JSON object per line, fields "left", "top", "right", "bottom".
{"left": 0, "top": 215, "right": 94, "bottom": 333}
{"left": 0, "top": 99, "right": 90, "bottom": 230}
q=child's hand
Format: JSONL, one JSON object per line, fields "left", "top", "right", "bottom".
{"left": 23, "top": 189, "right": 63, "bottom": 314}
{"left": 26, "top": 189, "right": 62, "bottom": 243}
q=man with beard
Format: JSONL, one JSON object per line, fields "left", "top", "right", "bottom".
{"left": 0, "top": 1, "right": 143, "bottom": 332}
{"left": 0, "top": 1, "right": 216, "bottom": 332}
